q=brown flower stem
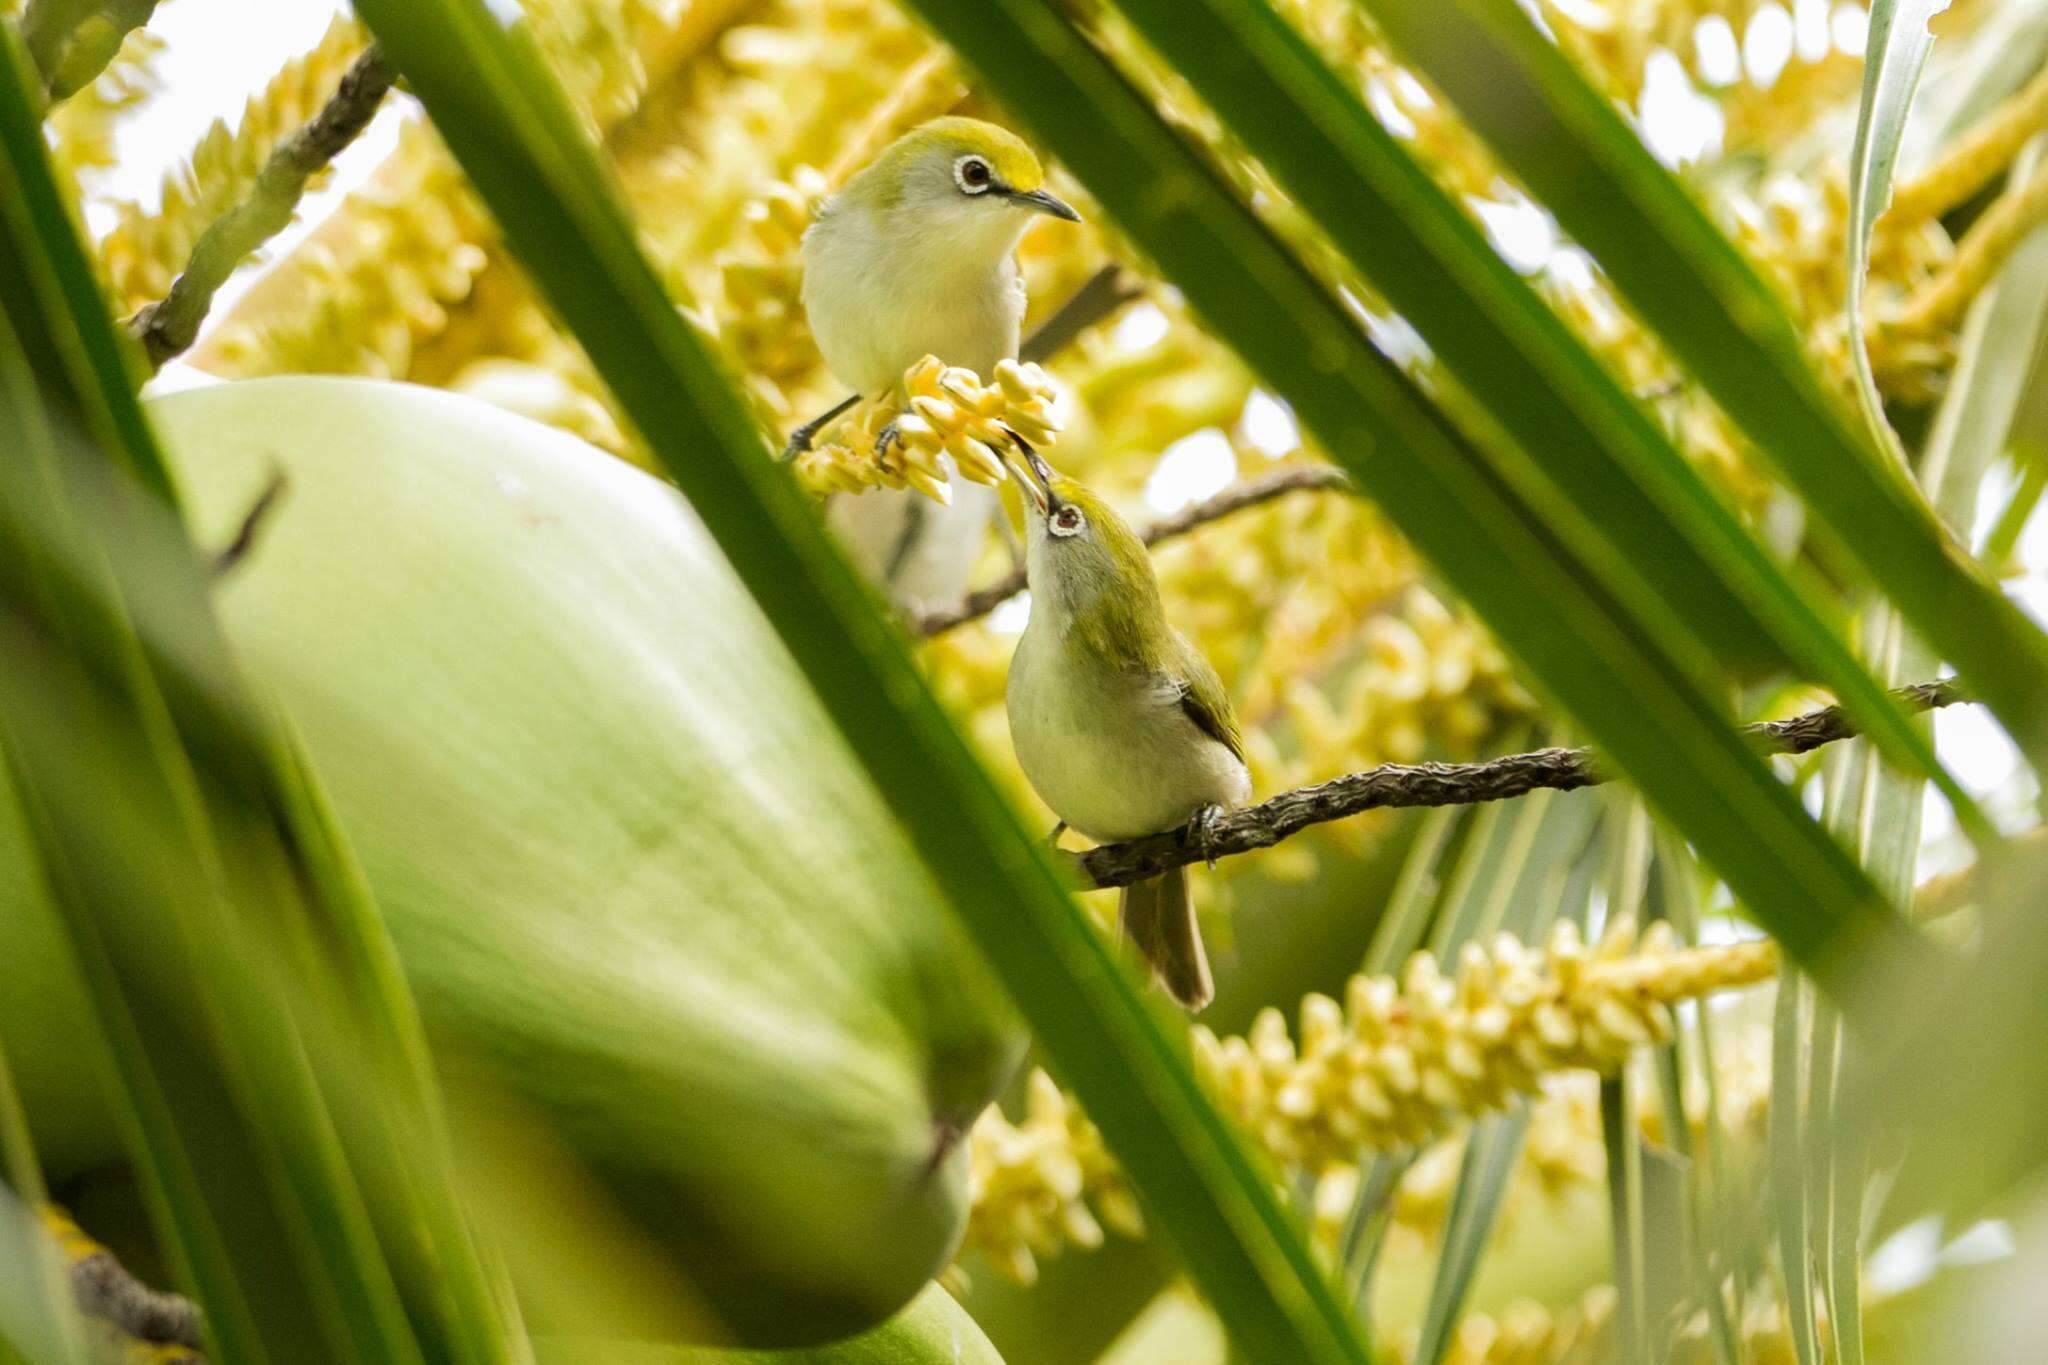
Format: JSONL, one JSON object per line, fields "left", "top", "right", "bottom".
{"left": 127, "top": 47, "right": 397, "bottom": 369}
{"left": 1072, "top": 679, "right": 1969, "bottom": 889}
{"left": 911, "top": 463, "right": 1352, "bottom": 634}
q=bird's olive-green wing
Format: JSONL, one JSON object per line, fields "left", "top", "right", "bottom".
{"left": 1168, "top": 631, "right": 1245, "bottom": 763}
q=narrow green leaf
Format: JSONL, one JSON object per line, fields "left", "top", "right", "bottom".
{"left": 1353, "top": 771, "right": 1591, "bottom": 1341}
{"left": 0, "top": 1183, "right": 86, "bottom": 1365}
{"left": 1649, "top": 837, "right": 1742, "bottom": 1365}
{"left": 1336, "top": 1153, "right": 1410, "bottom": 1321}
{"left": 1410, "top": 1113, "right": 1528, "bottom": 1365}
{"left": 0, "top": 27, "right": 513, "bottom": 1364}
{"left": 1771, "top": 971, "right": 1822, "bottom": 1365}
{"left": 1599, "top": 1075, "right": 1650, "bottom": 1363}
{"left": 0, "top": 1037, "right": 88, "bottom": 1365}
{"left": 1360, "top": 806, "right": 1461, "bottom": 976}
{"left": 1358, "top": 0, "right": 2048, "bottom": 778}
{"left": 910, "top": 0, "right": 1925, "bottom": 1011}
{"left": 1846, "top": 0, "right": 1950, "bottom": 463}
{"left": 1922, "top": 140, "right": 2048, "bottom": 540}
{"left": 1104, "top": 0, "right": 1984, "bottom": 836}
{"left": 346, "top": 3, "right": 1368, "bottom": 1360}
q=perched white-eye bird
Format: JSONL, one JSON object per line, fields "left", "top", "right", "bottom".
{"left": 791, "top": 116, "right": 1080, "bottom": 458}
{"left": 1004, "top": 449, "right": 1250, "bottom": 1011}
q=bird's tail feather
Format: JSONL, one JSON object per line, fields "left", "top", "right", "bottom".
{"left": 1118, "top": 865, "right": 1214, "bottom": 1012}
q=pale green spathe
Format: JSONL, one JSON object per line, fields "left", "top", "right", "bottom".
{"left": 0, "top": 376, "right": 1018, "bottom": 1345}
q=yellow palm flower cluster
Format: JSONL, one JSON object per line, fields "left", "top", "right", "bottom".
{"left": 198, "top": 0, "right": 681, "bottom": 382}
{"left": 710, "top": 168, "right": 829, "bottom": 418}
{"left": 1195, "top": 918, "right": 1778, "bottom": 1173}
{"left": 960, "top": 1068, "right": 1143, "bottom": 1286}
{"left": 97, "top": 14, "right": 367, "bottom": 314}
{"left": 1262, "top": 590, "right": 1526, "bottom": 776}
{"left": 1313, "top": 1024, "right": 1774, "bottom": 1261}
{"left": 526, "top": 0, "right": 674, "bottom": 134}
{"left": 1723, "top": 170, "right": 1959, "bottom": 403}
{"left": 1306, "top": 1080, "right": 1600, "bottom": 1262}
{"left": 961, "top": 929, "right": 1776, "bottom": 1283}
{"left": 1382, "top": 1275, "right": 1869, "bottom": 1365}
{"left": 794, "top": 356, "right": 1060, "bottom": 503}
{"left": 203, "top": 120, "right": 493, "bottom": 380}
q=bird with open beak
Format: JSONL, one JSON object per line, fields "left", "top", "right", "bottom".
{"left": 1003, "top": 446, "right": 1251, "bottom": 1011}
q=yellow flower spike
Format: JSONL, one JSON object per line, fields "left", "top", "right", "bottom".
{"left": 992, "top": 358, "right": 1041, "bottom": 401}
{"left": 960, "top": 413, "right": 1011, "bottom": 449}
{"left": 907, "top": 394, "right": 958, "bottom": 429}
{"left": 1299, "top": 993, "right": 1344, "bottom": 1049}
{"left": 950, "top": 437, "right": 1009, "bottom": 486}
{"left": 937, "top": 367, "right": 983, "bottom": 406}
{"left": 903, "top": 464, "right": 952, "bottom": 506}
{"left": 904, "top": 353, "right": 948, "bottom": 395}
{"left": 893, "top": 412, "right": 944, "bottom": 454}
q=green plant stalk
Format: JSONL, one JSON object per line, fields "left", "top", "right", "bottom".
{"left": 1099, "top": 0, "right": 1987, "bottom": 843}
{"left": 129, "top": 47, "right": 398, "bottom": 368}
{"left": 896, "top": 0, "right": 1921, "bottom": 1012}
{"left": 1651, "top": 836, "right": 1743, "bottom": 1365}
{"left": 20, "top": 0, "right": 158, "bottom": 102}
{"left": 1845, "top": 0, "right": 1949, "bottom": 469}
{"left": 1772, "top": 970, "right": 1823, "bottom": 1365}
{"left": 346, "top": 2, "right": 1371, "bottom": 1360}
{"left": 0, "top": 1039, "right": 88, "bottom": 1365}
{"left": 1357, "top": 0, "right": 2048, "bottom": 782}
{"left": 1410, "top": 1113, "right": 1529, "bottom": 1365}
{"left": 1600, "top": 1075, "right": 1650, "bottom": 1363}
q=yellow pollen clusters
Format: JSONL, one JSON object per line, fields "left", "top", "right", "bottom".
{"left": 713, "top": 169, "right": 830, "bottom": 419}
{"left": 959, "top": 1069, "right": 1142, "bottom": 1286}
{"left": 960, "top": 926, "right": 1777, "bottom": 1283}
{"left": 794, "top": 355, "right": 1061, "bottom": 503}
{"left": 97, "top": 15, "right": 369, "bottom": 314}
{"left": 1192, "top": 918, "right": 1778, "bottom": 1173}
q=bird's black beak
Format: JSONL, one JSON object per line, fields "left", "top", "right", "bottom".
{"left": 1004, "top": 443, "right": 1060, "bottom": 516}
{"left": 1010, "top": 187, "right": 1081, "bottom": 223}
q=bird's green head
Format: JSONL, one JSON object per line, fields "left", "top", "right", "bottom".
{"left": 1009, "top": 446, "right": 1167, "bottom": 657}
{"left": 841, "top": 117, "right": 1081, "bottom": 226}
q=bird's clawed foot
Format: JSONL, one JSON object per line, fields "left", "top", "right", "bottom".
{"left": 1189, "top": 804, "right": 1228, "bottom": 868}
{"left": 1046, "top": 820, "right": 1068, "bottom": 849}
{"left": 873, "top": 419, "right": 902, "bottom": 462}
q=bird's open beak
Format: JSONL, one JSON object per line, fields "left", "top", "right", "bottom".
{"left": 1011, "top": 187, "right": 1081, "bottom": 223}
{"left": 1004, "top": 444, "right": 1058, "bottom": 515}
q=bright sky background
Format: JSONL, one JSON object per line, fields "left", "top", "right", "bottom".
{"left": 102, "top": 0, "right": 2041, "bottom": 868}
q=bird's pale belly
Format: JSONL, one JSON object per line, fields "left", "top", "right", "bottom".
{"left": 1007, "top": 649, "right": 1249, "bottom": 843}
{"left": 803, "top": 233, "right": 1024, "bottom": 394}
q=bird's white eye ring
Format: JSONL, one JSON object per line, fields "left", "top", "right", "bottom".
{"left": 1050, "top": 504, "right": 1085, "bottom": 537}
{"left": 954, "top": 155, "right": 994, "bottom": 194}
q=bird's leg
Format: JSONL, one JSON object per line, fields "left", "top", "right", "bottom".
{"left": 781, "top": 392, "right": 861, "bottom": 462}
{"left": 1046, "top": 820, "right": 1067, "bottom": 848}
{"left": 872, "top": 418, "right": 902, "bottom": 462}
{"left": 212, "top": 467, "right": 288, "bottom": 578}
{"left": 1189, "top": 804, "right": 1229, "bottom": 869}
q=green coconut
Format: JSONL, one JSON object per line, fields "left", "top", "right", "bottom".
{"left": 0, "top": 376, "right": 1019, "bottom": 1345}
{"left": 534, "top": 1282, "right": 1005, "bottom": 1363}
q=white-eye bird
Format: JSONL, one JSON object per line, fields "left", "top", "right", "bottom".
{"left": 1004, "top": 449, "right": 1250, "bottom": 1012}
{"left": 792, "top": 116, "right": 1080, "bottom": 458}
